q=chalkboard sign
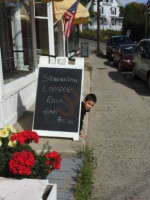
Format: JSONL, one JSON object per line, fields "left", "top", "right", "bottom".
{"left": 33, "top": 59, "right": 84, "bottom": 140}
{"left": 81, "top": 42, "right": 89, "bottom": 58}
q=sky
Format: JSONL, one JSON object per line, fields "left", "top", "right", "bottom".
{"left": 123, "top": 0, "right": 147, "bottom": 5}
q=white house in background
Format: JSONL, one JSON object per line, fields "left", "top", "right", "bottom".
{"left": 88, "top": 0, "right": 123, "bottom": 31}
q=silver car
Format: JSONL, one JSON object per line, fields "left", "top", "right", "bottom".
{"left": 133, "top": 39, "right": 150, "bottom": 91}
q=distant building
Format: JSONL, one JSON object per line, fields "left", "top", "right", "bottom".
{"left": 88, "top": 0, "right": 123, "bottom": 31}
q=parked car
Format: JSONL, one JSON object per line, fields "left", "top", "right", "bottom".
{"left": 133, "top": 39, "right": 150, "bottom": 91}
{"left": 114, "top": 44, "right": 137, "bottom": 71}
{"left": 106, "top": 36, "right": 133, "bottom": 61}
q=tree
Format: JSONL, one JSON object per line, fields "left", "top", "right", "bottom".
{"left": 81, "top": 0, "right": 90, "bottom": 6}
{"left": 122, "top": 2, "right": 150, "bottom": 42}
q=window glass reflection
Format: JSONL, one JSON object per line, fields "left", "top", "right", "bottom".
{"left": 0, "top": 0, "right": 34, "bottom": 84}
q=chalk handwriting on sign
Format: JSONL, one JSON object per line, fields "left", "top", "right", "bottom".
{"left": 42, "top": 86, "right": 71, "bottom": 93}
{"left": 42, "top": 75, "right": 78, "bottom": 83}
{"left": 33, "top": 67, "right": 82, "bottom": 133}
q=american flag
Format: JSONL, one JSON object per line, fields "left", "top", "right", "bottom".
{"left": 63, "top": 0, "right": 80, "bottom": 38}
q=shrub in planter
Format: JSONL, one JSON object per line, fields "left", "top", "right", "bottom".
{"left": 0, "top": 125, "right": 62, "bottom": 179}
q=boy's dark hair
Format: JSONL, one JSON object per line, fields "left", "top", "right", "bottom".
{"left": 84, "top": 93, "right": 97, "bottom": 103}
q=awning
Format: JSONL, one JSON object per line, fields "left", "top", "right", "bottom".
{"left": 42, "top": 0, "right": 63, "bottom": 3}
{"left": 53, "top": 0, "right": 89, "bottom": 24}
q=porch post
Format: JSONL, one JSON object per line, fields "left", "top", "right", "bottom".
{"left": 30, "top": 0, "right": 38, "bottom": 70}
{"left": 57, "top": 21, "right": 65, "bottom": 56}
{"left": 48, "top": 2, "right": 55, "bottom": 62}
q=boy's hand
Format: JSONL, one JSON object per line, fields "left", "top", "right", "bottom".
{"left": 79, "top": 133, "right": 86, "bottom": 138}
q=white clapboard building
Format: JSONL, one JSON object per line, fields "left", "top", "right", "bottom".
{"left": 88, "top": 0, "right": 123, "bottom": 31}
{"left": 0, "top": 0, "right": 89, "bottom": 129}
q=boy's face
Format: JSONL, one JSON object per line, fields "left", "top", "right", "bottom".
{"left": 83, "top": 100, "right": 95, "bottom": 111}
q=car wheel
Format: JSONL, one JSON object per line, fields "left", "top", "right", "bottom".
{"left": 147, "top": 74, "right": 150, "bottom": 92}
{"left": 118, "top": 62, "right": 122, "bottom": 71}
{"left": 106, "top": 52, "right": 109, "bottom": 58}
{"left": 114, "top": 60, "right": 117, "bottom": 67}
{"left": 109, "top": 53, "right": 114, "bottom": 61}
{"left": 132, "top": 66, "right": 138, "bottom": 79}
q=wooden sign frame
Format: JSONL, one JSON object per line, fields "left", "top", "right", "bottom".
{"left": 33, "top": 58, "right": 84, "bottom": 141}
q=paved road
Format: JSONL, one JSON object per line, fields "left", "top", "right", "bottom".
{"left": 121, "top": 71, "right": 150, "bottom": 108}
{"left": 85, "top": 39, "right": 150, "bottom": 200}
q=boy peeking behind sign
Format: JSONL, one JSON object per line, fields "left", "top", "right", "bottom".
{"left": 80, "top": 93, "right": 97, "bottom": 137}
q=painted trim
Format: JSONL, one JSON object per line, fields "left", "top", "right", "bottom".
{"left": 0, "top": 47, "right": 4, "bottom": 101}
{"left": 31, "top": 0, "right": 38, "bottom": 70}
{"left": 48, "top": 2, "right": 55, "bottom": 61}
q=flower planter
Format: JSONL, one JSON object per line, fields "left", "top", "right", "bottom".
{"left": 0, "top": 177, "right": 57, "bottom": 200}
{"left": 0, "top": 126, "right": 62, "bottom": 179}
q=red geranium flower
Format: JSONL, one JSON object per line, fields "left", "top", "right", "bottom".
{"left": 9, "top": 150, "right": 35, "bottom": 175}
{"left": 10, "top": 130, "right": 39, "bottom": 144}
{"left": 43, "top": 151, "right": 62, "bottom": 170}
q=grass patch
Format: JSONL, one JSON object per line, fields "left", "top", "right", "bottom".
{"left": 74, "top": 146, "right": 97, "bottom": 200}
{"left": 85, "top": 62, "right": 93, "bottom": 74}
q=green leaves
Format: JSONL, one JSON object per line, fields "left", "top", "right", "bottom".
{"left": 122, "top": 2, "right": 150, "bottom": 41}
{"left": 74, "top": 146, "right": 97, "bottom": 200}
{"left": 79, "top": 29, "right": 122, "bottom": 42}
{"left": 0, "top": 128, "right": 61, "bottom": 179}
{"left": 80, "top": 0, "right": 89, "bottom": 6}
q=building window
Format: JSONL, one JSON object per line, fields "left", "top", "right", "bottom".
{"left": 68, "top": 26, "right": 79, "bottom": 53}
{"left": 100, "top": 7, "right": 104, "bottom": 14}
{"left": 111, "top": 19, "right": 116, "bottom": 25}
{"left": 102, "top": 0, "right": 112, "bottom": 3}
{"left": 118, "top": 20, "right": 122, "bottom": 26}
{"left": 0, "top": 0, "right": 34, "bottom": 84}
{"left": 101, "top": 19, "right": 107, "bottom": 25}
{"left": 111, "top": 7, "right": 116, "bottom": 15}
{"left": 35, "top": 1, "right": 49, "bottom": 56}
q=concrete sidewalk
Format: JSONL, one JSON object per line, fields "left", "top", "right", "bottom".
{"left": 47, "top": 157, "right": 82, "bottom": 200}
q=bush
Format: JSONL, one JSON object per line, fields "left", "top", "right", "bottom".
{"left": 79, "top": 29, "right": 122, "bottom": 42}
{"left": 0, "top": 125, "right": 62, "bottom": 179}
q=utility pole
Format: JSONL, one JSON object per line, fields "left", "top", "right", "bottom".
{"left": 97, "top": 0, "right": 100, "bottom": 54}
